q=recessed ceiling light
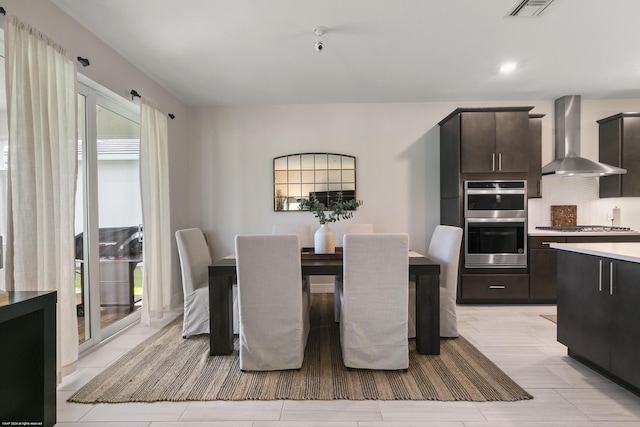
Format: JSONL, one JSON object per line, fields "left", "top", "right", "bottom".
{"left": 500, "top": 62, "right": 517, "bottom": 73}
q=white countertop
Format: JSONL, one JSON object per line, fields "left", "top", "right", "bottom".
{"left": 549, "top": 242, "right": 640, "bottom": 264}
{"left": 529, "top": 230, "right": 640, "bottom": 237}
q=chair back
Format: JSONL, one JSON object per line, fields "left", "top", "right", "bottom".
{"left": 272, "top": 224, "right": 311, "bottom": 247}
{"left": 428, "top": 225, "right": 463, "bottom": 338}
{"left": 427, "top": 225, "right": 463, "bottom": 292}
{"left": 333, "top": 223, "right": 374, "bottom": 247}
{"left": 175, "top": 228, "right": 211, "bottom": 295}
{"left": 341, "top": 233, "right": 409, "bottom": 370}
{"left": 235, "top": 234, "right": 309, "bottom": 370}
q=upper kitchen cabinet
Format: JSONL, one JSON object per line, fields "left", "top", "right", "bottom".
{"left": 598, "top": 113, "right": 640, "bottom": 198}
{"left": 447, "top": 108, "right": 533, "bottom": 174}
{"left": 439, "top": 107, "right": 539, "bottom": 201}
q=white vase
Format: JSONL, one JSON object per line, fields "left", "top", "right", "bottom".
{"left": 314, "top": 224, "right": 335, "bottom": 254}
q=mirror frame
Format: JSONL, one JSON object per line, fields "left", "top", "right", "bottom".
{"left": 274, "top": 153, "right": 357, "bottom": 211}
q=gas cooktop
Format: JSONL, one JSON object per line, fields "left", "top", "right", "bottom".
{"left": 536, "top": 225, "right": 632, "bottom": 232}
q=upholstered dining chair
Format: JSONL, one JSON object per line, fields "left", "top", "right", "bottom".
{"left": 272, "top": 224, "right": 311, "bottom": 248}
{"left": 175, "top": 228, "right": 238, "bottom": 338}
{"left": 408, "top": 225, "right": 463, "bottom": 338}
{"left": 235, "top": 234, "right": 310, "bottom": 371}
{"left": 332, "top": 223, "right": 374, "bottom": 321}
{"left": 338, "top": 233, "right": 409, "bottom": 370}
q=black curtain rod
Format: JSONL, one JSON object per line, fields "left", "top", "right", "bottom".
{"left": 130, "top": 89, "right": 175, "bottom": 119}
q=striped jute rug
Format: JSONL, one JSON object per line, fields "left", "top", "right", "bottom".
{"left": 68, "top": 293, "right": 532, "bottom": 403}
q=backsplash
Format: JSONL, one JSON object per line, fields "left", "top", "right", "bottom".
{"left": 528, "top": 175, "right": 640, "bottom": 231}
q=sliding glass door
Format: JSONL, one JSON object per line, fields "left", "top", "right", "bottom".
{"left": 76, "top": 80, "right": 142, "bottom": 350}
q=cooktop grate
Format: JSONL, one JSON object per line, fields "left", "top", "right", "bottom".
{"left": 536, "top": 225, "right": 632, "bottom": 232}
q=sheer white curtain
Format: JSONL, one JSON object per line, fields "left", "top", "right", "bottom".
{"left": 4, "top": 14, "right": 79, "bottom": 379}
{"left": 140, "top": 99, "right": 172, "bottom": 324}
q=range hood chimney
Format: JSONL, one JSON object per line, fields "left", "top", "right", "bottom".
{"left": 541, "top": 95, "right": 627, "bottom": 177}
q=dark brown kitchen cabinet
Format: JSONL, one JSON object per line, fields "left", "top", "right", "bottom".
{"left": 529, "top": 236, "right": 566, "bottom": 302}
{"left": 529, "top": 234, "right": 640, "bottom": 304}
{"left": 557, "top": 251, "right": 610, "bottom": 369}
{"left": 557, "top": 250, "right": 640, "bottom": 392}
{"left": 598, "top": 113, "right": 640, "bottom": 198}
{"left": 459, "top": 111, "right": 530, "bottom": 174}
{"left": 460, "top": 273, "right": 529, "bottom": 302}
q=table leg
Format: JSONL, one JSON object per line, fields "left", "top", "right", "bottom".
{"left": 415, "top": 273, "right": 440, "bottom": 355}
{"left": 209, "top": 274, "right": 234, "bottom": 355}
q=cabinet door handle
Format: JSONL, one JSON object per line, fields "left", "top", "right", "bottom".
{"left": 498, "top": 152, "right": 502, "bottom": 171}
{"left": 541, "top": 241, "right": 558, "bottom": 245}
{"left": 599, "top": 259, "right": 603, "bottom": 292}
{"left": 489, "top": 285, "right": 506, "bottom": 289}
{"left": 492, "top": 153, "right": 496, "bottom": 171}
{"left": 610, "top": 261, "right": 614, "bottom": 295}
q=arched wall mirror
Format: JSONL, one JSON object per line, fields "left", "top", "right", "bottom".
{"left": 274, "top": 153, "right": 356, "bottom": 211}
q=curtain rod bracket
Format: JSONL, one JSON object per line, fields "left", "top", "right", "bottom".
{"left": 130, "top": 89, "right": 141, "bottom": 100}
{"left": 168, "top": 113, "right": 175, "bottom": 120}
{"left": 0, "top": 7, "right": 6, "bottom": 15}
{"left": 77, "top": 56, "right": 90, "bottom": 67}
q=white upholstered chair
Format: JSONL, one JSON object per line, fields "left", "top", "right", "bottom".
{"left": 235, "top": 234, "right": 310, "bottom": 371}
{"left": 175, "top": 228, "right": 238, "bottom": 338}
{"left": 332, "top": 223, "right": 374, "bottom": 248}
{"left": 272, "top": 224, "right": 311, "bottom": 248}
{"left": 332, "top": 223, "right": 374, "bottom": 321}
{"left": 338, "top": 233, "right": 409, "bottom": 370}
{"left": 408, "top": 225, "right": 463, "bottom": 338}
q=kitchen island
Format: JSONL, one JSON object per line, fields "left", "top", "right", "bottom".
{"left": 528, "top": 231, "right": 640, "bottom": 303}
{"left": 551, "top": 242, "right": 640, "bottom": 394}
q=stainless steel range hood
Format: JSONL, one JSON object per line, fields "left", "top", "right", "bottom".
{"left": 541, "top": 95, "right": 627, "bottom": 177}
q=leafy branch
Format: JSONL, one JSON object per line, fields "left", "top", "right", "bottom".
{"left": 298, "top": 192, "right": 363, "bottom": 225}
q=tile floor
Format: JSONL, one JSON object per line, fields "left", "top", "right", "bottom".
{"left": 57, "top": 297, "right": 640, "bottom": 426}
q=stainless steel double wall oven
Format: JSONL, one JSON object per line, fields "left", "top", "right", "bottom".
{"left": 464, "top": 180, "right": 527, "bottom": 268}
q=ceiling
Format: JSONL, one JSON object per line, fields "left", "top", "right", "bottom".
{"left": 53, "top": 0, "right": 640, "bottom": 107}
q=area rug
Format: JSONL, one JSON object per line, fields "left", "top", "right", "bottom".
{"left": 541, "top": 314, "right": 557, "bottom": 324}
{"left": 68, "top": 293, "right": 532, "bottom": 403}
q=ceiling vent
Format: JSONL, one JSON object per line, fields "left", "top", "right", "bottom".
{"left": 507, "top": 0, "right": 556, "bottom": 17}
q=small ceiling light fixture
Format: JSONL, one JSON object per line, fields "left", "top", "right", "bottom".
{"left": 500, "top": 61, "right": 517, "bottom": 74}
{"left": 313, "top": 26, "right": 327, "bottom": 52}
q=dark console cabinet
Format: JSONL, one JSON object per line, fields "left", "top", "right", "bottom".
{"left": 0, "top": 291, "right": 57, "bottom": 427}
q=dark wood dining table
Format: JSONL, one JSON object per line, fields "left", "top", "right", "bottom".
{"left": 208, "top": 250, "right": 441, "bottom": 356}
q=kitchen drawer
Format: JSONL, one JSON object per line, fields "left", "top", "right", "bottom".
{"left": 529, "top": 236, "right": 567, "bottom": 249}
{"left": 461, "top": 274, "right": 529, "bottom": 301}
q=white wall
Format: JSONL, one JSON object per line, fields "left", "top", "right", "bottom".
{"left": 190, "top": 97, "right": 640, "bottom": 259}
{"left": 4, "top": 0, "right": 192, "bottom": 306}
{"left": 189, "top": 100, "right": 555, "bottom": 258}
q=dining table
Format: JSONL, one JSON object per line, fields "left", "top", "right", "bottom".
{"left": 208, "top": 249, "right": 441, "bottom": 356}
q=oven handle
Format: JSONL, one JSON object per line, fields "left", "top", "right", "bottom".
{"left": 465, "top": 217, "right": 526, "bottom": 224}
{"left": 465, "top": 189, "right": 527, "bottom": 195}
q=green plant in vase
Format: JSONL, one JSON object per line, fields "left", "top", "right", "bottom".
{"left": 299, "top": 192, "right": 363, "bottom": 253}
